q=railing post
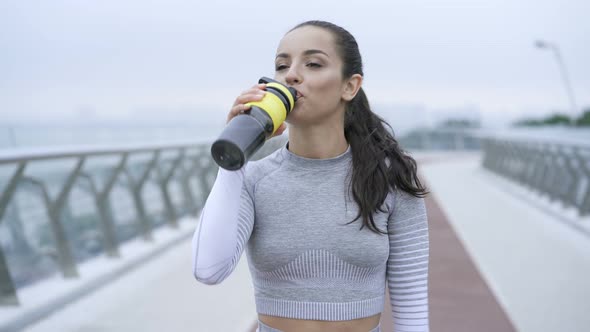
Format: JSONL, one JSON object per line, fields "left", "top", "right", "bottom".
{"left": 157, "top": 150, "right": 185, "bottom": 228}
{"left": 95, "top": 154, "right": 129, "bottom": 257}
{"left": 0, "top": 161, "right": 25, "bottom": 305}
{"left": 559, "top": 147, "right": 576, "bottom": 209}
{"left": 79, "top": 172, "right": 120, "bottom": 258}
{"left": 576, "top": 149, "right": 590, "bottom": 217}
{"left": 179, "top": 161, "right": 198, "bottom": 216}
{"left": 0, "top": 249, "right": 18, "bottom": 306}
{"left": 0, "top": 162, "right": 26, "bottom": 223}
{"left": 47, "top": 157, "right": 86, "bottom": 278}
{"left": 126, "top": 151, "right": 160, "bottom": 241}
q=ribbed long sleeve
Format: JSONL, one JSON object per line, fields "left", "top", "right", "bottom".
{"left": 387, "top": 190, "right": 430, "bottom": 332}
{"left": 191, "top": 167, "right": 255, "bottom": 285}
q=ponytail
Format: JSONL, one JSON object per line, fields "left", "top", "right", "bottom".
{"left": 344, "top": 87, "right": 429, "bottom": 234}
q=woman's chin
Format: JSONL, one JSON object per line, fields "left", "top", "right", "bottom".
{"left": 285, "top": 110, "right": 310, "bottom": 126}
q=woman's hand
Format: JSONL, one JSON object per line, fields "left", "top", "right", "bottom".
{"left": 226, "top": 83, "right": 287, "bottom": 137}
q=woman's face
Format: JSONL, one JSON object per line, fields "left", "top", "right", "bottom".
{"left": 274, "top": 26, "right": 348, "bottom": 126}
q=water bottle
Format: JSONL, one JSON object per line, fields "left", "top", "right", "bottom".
{"left": 211, "top": 77, "right": 298, "bottom": 170}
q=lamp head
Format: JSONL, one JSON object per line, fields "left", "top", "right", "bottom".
{"left": 534, "top": 40, "right": 547, "bottom": 49}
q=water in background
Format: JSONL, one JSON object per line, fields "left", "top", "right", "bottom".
{"left": 1, "top": 123, "right": 588, "bottom": 155}
{"left": 0, "top": 124, "right": 225, "bottom": 150}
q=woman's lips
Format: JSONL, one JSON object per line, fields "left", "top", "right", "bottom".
{"left": 294, "top": 89, "right": 303, "bottom": 99}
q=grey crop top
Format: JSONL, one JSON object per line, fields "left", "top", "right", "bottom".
{"left": 192, "top": 142, "right": 430, "bottom": 331}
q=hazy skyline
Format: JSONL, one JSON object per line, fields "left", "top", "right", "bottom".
{"left": 1, "top": 0, "right": 588, "bottom": 128}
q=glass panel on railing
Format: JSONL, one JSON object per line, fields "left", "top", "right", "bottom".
{"left": 1, "top": 191, "right": 60, "bottom": 289}
{"left": 65, "top": 186, "right": 103, "bottom": 263}
{"left": 109, "top": 187, "right": 140, "bottom": 243}
{"left": 142, "top": 181, "right": 166, "bottom": 227}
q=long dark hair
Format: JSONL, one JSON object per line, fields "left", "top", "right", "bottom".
{"left": 290, "top": 21, "right": 429, "bottom": 235}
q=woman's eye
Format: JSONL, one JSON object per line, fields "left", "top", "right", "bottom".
{"left": 275, "top": 64, "right": 288, "bottom": 71}
{"left": 307, "top": 62, "right": 322, "bottom": 68}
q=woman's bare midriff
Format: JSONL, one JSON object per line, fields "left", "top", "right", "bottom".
{"left": 258, "top": 313, "right": 381, "bottom": 332}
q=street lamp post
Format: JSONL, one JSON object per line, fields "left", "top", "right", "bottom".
{"left": 534, "top": 40, "right": 578, "bottom": 119}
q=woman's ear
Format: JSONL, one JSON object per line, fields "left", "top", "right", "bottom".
{"left": 342, "top": 74, "right": 363, "bottom": 101}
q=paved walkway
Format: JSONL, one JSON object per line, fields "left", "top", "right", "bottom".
{"left": 18, "top": 151, "right": 590, "bottom": 332}
{"left": 418, "top": 152, "right": 590, "bottom": 332}
{"left": 422, "top": 181, "right": 515, "bottom": 332}
{"left": 22, "top": 234, "right": 256, "bottom": 332}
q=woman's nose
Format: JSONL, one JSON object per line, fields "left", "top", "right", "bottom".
{"left": 285, "top": 67, "right": 302, "bottom": 85}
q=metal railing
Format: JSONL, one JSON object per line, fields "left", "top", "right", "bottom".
{"left": 0, "top": 137, "right": 287, "bottom": 306}
{"left": 481, "top": 136, "right": 590, "bottom": 217}
{"left": 397, "top": 128, "right": 481, "bottom": 151}
{"left": 398, "top": 127, "right": 590, "bottom": 216}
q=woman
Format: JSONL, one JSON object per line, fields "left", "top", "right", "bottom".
{"left": 192, "top": 20, "right": 430, "bottom": 332}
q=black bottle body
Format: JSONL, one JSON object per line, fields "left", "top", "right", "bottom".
{"left": 210, "top": 106, "right": 274, "bottom": 171}
{"left": 211, "top": 77, "right": 297, "bottom": 171}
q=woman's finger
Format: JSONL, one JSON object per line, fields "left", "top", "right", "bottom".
{"left": 233, "top": 91, "right": 266, "bottom": 106}
{"left": 226, "top": 104, "right": 252, "bottom": 123}
{"left": 227, "top": 83, "right": 268, "bottom": 124}
{"left": 238, "top": 84, "right": 267, "bottom": 101}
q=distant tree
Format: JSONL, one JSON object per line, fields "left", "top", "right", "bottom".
{"left": 513, "top": 106, "right": 590, "bottom": 127}
{"left": 544, "top": 114, "right": 573, "bottom": 125}
{"left": 574, "top": 108, "right": 590, "bottom": 126}
{"left": 513, "top": 118, "right": 543, "bottom": 127}
{"left": 513, "top": 112, "right": 573, "bottom": 127}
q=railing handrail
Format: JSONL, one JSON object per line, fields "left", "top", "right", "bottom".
{"left": 399, "top": 127, "right": 590, "bottom": 150}
{"left": 477, "top": 131, "right": 590, "bottom": 148}
{"left": 0, "top": 139, "right": 213, "bottom": 165}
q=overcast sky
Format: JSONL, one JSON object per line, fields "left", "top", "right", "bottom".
{"left": 1, "top": 0, "right": 588, "bottom": 128}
